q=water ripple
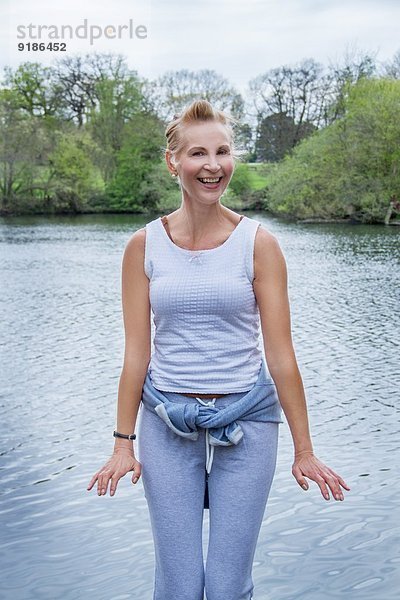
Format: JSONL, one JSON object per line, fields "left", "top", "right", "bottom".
{"left": 1, "top": 214, "right": 399, "bottom": 599}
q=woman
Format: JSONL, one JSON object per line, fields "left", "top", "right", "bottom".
{"left": 87, "top": 99, "right": 350, "bottom": 600}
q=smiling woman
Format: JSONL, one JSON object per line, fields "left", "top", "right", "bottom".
{"left": 87, "top": 98, "right": 350, "bottom": 600}
{"left": 165, "top": 117, "right": 237, "bottom": 200}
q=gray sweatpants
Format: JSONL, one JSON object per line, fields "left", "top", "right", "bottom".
{"left": 137, "top": 390, "right": 280, "bottom": 600}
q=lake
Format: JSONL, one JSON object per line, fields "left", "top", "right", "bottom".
{"left": 0, "top": 212, "right": 399, "bottom": 600}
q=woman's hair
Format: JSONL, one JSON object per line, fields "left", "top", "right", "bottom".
{"left": 164, "top": 99, "right": 245, "bottom": 165}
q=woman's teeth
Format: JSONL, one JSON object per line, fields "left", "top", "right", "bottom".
{"left": 198, "top": 177, "right": 222, "bottom": 183}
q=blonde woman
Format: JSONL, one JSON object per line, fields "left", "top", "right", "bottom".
{"left": 87, "top": 99, "right": 350, "bottom": 600}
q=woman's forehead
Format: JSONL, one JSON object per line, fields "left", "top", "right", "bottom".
{"left": 181, "top": 121, "right": 231, "bottom": 148}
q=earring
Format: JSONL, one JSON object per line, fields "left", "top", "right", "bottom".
{"left": 171, "top": 171, "right": 178, "bottom": 178}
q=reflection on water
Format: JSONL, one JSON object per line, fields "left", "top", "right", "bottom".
{"left": 0, "top": 213, "right": 399, "bottom": 599}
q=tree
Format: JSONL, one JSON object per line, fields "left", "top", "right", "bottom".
{"left": 106, "top": 112, "right": 165, "bottom": 210}
{"left": 49, "top": 128, "right": 102, "bottom": 212}
{"left": 0, "top": 88, "right": 54, "bottom": 211}
{"left": 382, "top": 49, "right": 400, "bottom": 79}
{"left": 87, "top": 74, "right": 143, "bottom": 183}
{"left": 3, "top": 62, "right": 60, "bottom": 117}
{"left": 52, "top": 52, "right": 143, "bottom": 127}
{"left": 148, "top": 69, "right": 244, "bottom": 121}
{"left": 248, "top": 58, "right": 327, "bottom": 160}
{"left": 249, "top": 59, "right": 326, "bottom": 128}
{"left": 265, "top": 78, "right": 400, "bottom": 223}
{"left": 325, "top": 46, "right": 377, "bottom": 122}
{"left": 255, "top": 112, "right": 316, "bottom": 162}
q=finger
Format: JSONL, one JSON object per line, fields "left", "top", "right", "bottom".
{"left": 325, "top": 467, "right": 351, "bottom": 491}
{"left": 110, "top": 474, "right": 122, "bottom": 496}
{"left": 314, "top": 473, "right": 331, "bottom": 500}
{"left": 97, "top": 469, "right": 112, "bottom": 496}
{"left": 132, "top": 462, "right": 142, "bottom": 484}
{"left": 336, "top": 475, "right": 351, "bottom": 491}
{"left": 86, "top": 473, "right": 99, "bottom": 491}
{"left": 292, "top": 464, "right": 309, "bottom": 491}
{"left": 323, "top": 472, "right": 344, "bottom": 501}
{"left": 320, "top": 467, "right": 344, "bottom": 500}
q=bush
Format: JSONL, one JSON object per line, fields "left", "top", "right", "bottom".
{"left": 265, "top": 78, "right": 400, "bottom": 223}
{"left": 229, "top": 163, "right": 253, "bottom": 199}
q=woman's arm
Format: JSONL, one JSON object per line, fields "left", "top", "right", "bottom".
{"left": 86, "top": 228, "right": 151, "bottom": 497}
{"left": 114, "top": 227, "right": 152, "bottom": 453}
{"left": 253, "top": 226, "right": 350, "bottom": 501}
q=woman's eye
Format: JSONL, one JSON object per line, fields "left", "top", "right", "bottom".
{"left": 192, "top": 149, "right": 229, "bottom": 156}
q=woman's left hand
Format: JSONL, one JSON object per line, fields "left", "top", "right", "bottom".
{"left": 292, "top": 451, "right": 351, "bottom": 501}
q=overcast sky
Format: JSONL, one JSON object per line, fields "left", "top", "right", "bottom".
{"left": 2, "top": 0, "right": 399, "bottom": 94}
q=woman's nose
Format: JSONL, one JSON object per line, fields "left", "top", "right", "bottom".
{"left": 204, "top": 161, "right": 222, "bottom": 172}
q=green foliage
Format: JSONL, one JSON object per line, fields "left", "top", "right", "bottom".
{"left": 50, "top": 129, "right": 103, "bottom": 212}
{"left": 228, "top": 163, "right": 253, "bottom": 198}
{"left": 3, "top": 62, "right": 59, "bottom": 117}
{"left": 106, "top": 112, "right": 165, "bottom": 211}
{"left": 246, "top": 163, "right": 274, "bottom": 190}
{"left": 0, "top": 88, "right": 56, "bottom": 211}
{"left": 0, "top": 58, "right": 161, "bottom": 214}
{"left": 265, "top": 78, "right": 400, "bottom": 223}
{"left": 138, "top": 162, "right": 181, "bottom": 211}
{"left": 1, "top": 57, "right": 399, "bottom": 221}
{"left": 87, "top": 75, "right": 143, "bottom": 183}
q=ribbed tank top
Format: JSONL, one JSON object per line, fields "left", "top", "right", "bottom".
{"left": 144, "top": 214, "right": 264, "bottom": 393}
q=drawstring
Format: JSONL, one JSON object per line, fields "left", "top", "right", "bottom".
{"left": 195, "top": 397, "right": 217, "bottom": 474}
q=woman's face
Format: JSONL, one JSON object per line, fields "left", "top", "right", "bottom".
{"left": 169, "top": 121, "right": 235, "bottom": 203}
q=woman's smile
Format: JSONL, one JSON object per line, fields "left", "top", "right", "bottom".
{"left": 197, "top": 176, "right": 224, "bottom": 189}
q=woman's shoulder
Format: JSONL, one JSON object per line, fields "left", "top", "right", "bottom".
{"left": 253, "top": 223, "right": 285, "bottom": 279}
{"left": 253, "top": 221, "right": 278, "bottom": 245}
{"left": 124, "top": 227, "right": 147, "bottom": 261}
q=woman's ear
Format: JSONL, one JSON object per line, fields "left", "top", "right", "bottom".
{"left": 165, "top": 150, "right": 177, "bottom": 175}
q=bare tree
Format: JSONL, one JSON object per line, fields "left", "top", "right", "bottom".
{"left": 144, "top": 69, "right": 251, "bottom": 155}
{"left": 149, "top": 69, "right": 243, "bottom": 122}
{"left": 248, "top": 58, "right": 327, "bottom": 159}
{"left": 248, "top": 59, "right": 326, "bottom": 126}
{"left": 51, "top": 52, "right": 143, "bottom": 127}
{"left": 325, "top": 45, "right": 377, "bottom": 121}
{"left": 382, "top": 49, "right": 400, "bottom": 79}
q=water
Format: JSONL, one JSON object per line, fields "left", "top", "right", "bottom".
{"left": 0, "top": 212, "right": 399, "bottom": 600}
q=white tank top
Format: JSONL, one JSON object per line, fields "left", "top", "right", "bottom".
{"left": 144, "top": 214, "right": 264, "bottom": 393}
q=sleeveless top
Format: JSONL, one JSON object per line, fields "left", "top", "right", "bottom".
{"left": 144, "top": 214, "right": 264, "bottom": 393}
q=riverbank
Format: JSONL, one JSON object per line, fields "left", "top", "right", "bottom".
{"left": 1, "top": 161, "right": 399, "bottom": 225}
{"left": 1, "top": 205, "right": 399, "bottom": 226}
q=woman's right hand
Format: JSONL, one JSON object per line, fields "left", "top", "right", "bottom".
{"left": 86, "top": 448, "right": 142, "bottom": 497}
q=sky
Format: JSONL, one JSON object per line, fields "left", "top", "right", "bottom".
{"left": 1, "top": 0, "right": 399, "bottom": 96}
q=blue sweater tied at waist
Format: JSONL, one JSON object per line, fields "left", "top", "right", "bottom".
{"left": 141, "top": 358, "right": 283, "bottom": 473}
